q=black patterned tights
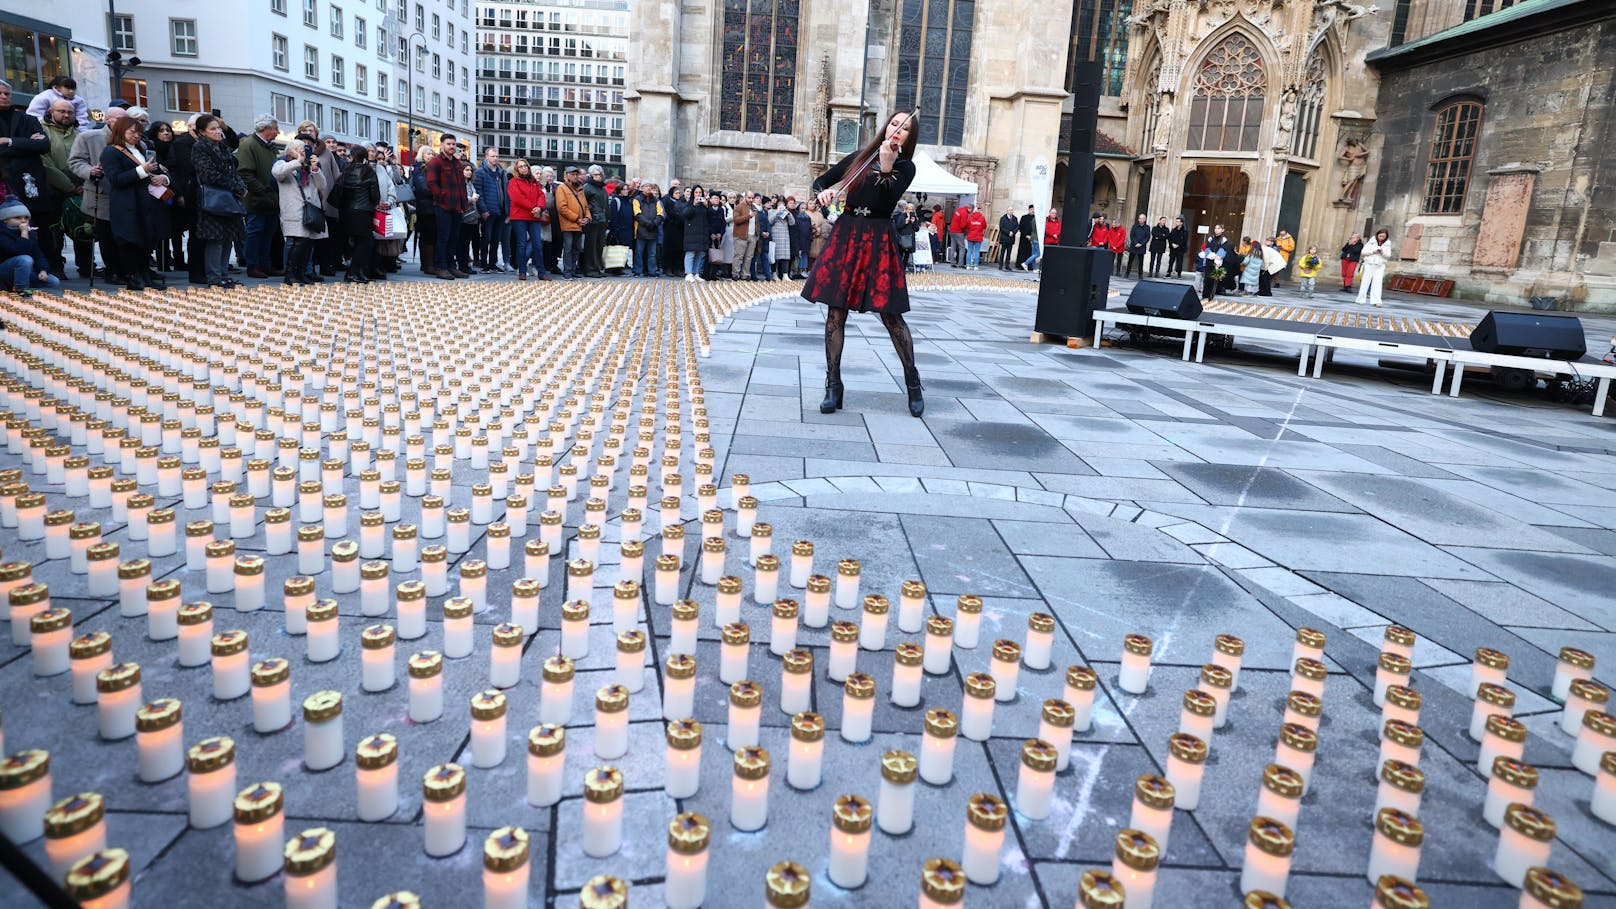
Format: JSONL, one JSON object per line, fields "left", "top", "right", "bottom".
{"left": 824, "top": 308, "right": 919, "bottom": 386}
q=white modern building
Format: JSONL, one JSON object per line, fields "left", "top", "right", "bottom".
{"left": 475, "top": 0, "right": 627, "bottom": 172}
{"left": 0, "top": 0, "right": 472, "bottom": 155}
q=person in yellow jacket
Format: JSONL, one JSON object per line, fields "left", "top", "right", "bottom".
{"left": 1297, "top": 245, "right": 1322, "bottom": 299}
{"left": 1274, "top": 228, "right": 1297, "bottom": 285}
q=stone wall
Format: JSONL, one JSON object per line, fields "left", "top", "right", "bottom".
{"left": 1369, "top": 20, "right": 1616, "bottom": 310}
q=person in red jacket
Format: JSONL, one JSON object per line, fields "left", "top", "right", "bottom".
{"left": 506, "top": 157, "right": 549, "bottom": 280}
{"left": 1088, "top": 215, "right": 1109, "bottom": 248}
{"left": 964, "top": 204, "right": 988, "bottom": 269}
{"left": 948, "top": 204, "right": 970, "bottom": 267}
{"left": 1044, "top": 211, "right": 1061, "bottom": 246}
{"left": 1107, "top": 219, "right": 1127, "bottom": 272}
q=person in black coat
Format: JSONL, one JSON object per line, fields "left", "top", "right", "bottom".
{"left": 661, "top": 182, "right": 686, "bottom": 277}
{"left": 168, "top": 117, "right": 207, "bottom": 283}
{"left": 1167, "top": 217, "right": 1189, "bottom": 277}
{"left": 704, "top": 192, "right": 727, "bottom": 280}
{"left": 1125, "top": 214, "right": 1150, "bottom": 278}
{"left": 100, "top": 117, "right": 171, "bottom": 290}
{"left": 333, "top": 144, "right": 381, "bottom": 283}
{"left": 189, "top": 114, "right": 246, "bottom": 288}
{"left": 1147, "top": 217, "right": 1170, "bottom": 277}
{"left": 892, "top": 202, "right": 920, "bottom": 273}
{"left": 789, "top": 196, "right": 813, "bottom": 279}
{"left": 1016, "top": 206, "right": 1036, "bottom": 269}
{"left": 1199, "top": 224, "right": 1233, "bottom": 302}
{"left": 673, "top": 185, "right": 710, "bottom": 281}
{"left": 996, "top": 209, "right": 1018, "bottom": 270}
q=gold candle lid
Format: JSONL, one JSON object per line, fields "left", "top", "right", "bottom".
{"left": 458, "top": 559, "right": 487, "bottom": 578}
{"left": 881, "top": 749, "right": 917, "bottom": 784}
{"left": 966, "top": 792, "right": 1008, "bottom": 831}
{"left": 956, "top": 594, "right": 982, "bottom": 615}
{"left": 146, "top": 578, "right": 181, "bottom": 602}
{"left": 1375, "top": 807, "right": 1424, "bottom": 846}
{"left": 844, "top": 672, "right": 876, "bottom": 699}
{"left": 1279, "top": 722, "right": 1318, "bottom": 753}
{"left": 1478, "top": 682, "right": 1515, "bottom": 709}
{"left": 1114, "top": 827, "right": 1160, "bottom": 871}
{"left": 1569, "top": 679, "right": 1608, "bottom": 703}
{"left": 772, "top": 598, "right": 800, "bottom": 620}
{"left": 567, "top": 558, "right": 595, "bottom": 578}
{"left": 186, "top": 520, "right": 216, "bottom": 538}
{"left": 862, "top": 593, "right": 888, "bottom": 615}
{"left": 136, "top": 697, "right": 182, "bottom": 732}
{"left": 716, "top": 576, "right": 743, "bottom": 596}
{"left": 303, "top": 690, "right": 343, "bottom": 722}
{"left": 1169, "top": 732, "right": 1208, "bottom": 763}
{"left": 177, "top": 600, "right": 214, "bottom": 626}
{"left": 1286, "top": 690, "right": 1322, "bottom": 717}
{"left": 1294, "top": 657, "right": 1327, "bottom": 681}
{"left": 1384, "top": 625, "right": 1416, "bottom": 647}
{"left": 765, "top": 860, "right": 810, "bottom": 908}
{"left": 919, "top": 856, "right": 966, "bottom": 904}
{"left": 64, "top": 849, "right": 130, "bottom": 901}
{"left": 1295, "top": 627, "right": 1326, "bottom": 648}
{"left": 188, "top": 736, "right": 236, "bottom": 773}
{"left": 543, "top": 655, "right": 575, "bottom": 683}
{"left": 212, "top": 630, "right": 249, "bottom": 657}
{"left": 664, "top": 652, "right": 697, "bottom": 680}
{"left": 1079, "top": 869, "right": 1126, "bottom": 909}
{"left": 722, "top": 622, "right": 750, "bottom": 645}
{"left": 423, "top": 763, "right": 467, "bottom": 802}
{"left": 1022, "top": 738, "right": 1058, "bottom": 772}
{"left": 790, "top": 711, "right": 825, "bottom": 743}
{"left": 1386, "top": 685, "right": 1421, "bottom": 710}
{"left": 668, "top": 812, "right": 710, "bottom": 854}
{"left": 283, "top": 827, "right": 336, "bottom": 876}
{"left": 580, "top": 874, "right": 628, "bottom": 909}
{"left": 1373, "top": 876, "right": 1429, "bottom": 909}
{"left": 44, "top": 792, "right": 104, "bottom": 838}
{"left": 1248, "top": 816, "right": 1295, "bottom": 856}
{"left": 408, "top": 651, "right": 444, "bottom": 679}
{"left": 512, "top": 577, "right": 541, "bottom": 599}
{"left": 70, "top": 630, "right": 113, "bottom": 659}
{"left": 1134, "top": 774, "right": 1175, "bottom": 810}
{"left": 1485, "top": 714, "right": 1526, "bottom": 742}
{"left": 1123, "top": 633, "right": 1153, "bottom": 657}
{"left": 356, "top": 733, "right": 398, "bottom": 770}
{"left": 442, "top": 597, "right": 473, "bottom": 620}
{"left": 1262, "top": 763, "right": 1303, "bottom": 799}
{"left": 472, "top": 689, "right": 509, "bottom": 721}
{"left": 733, "top": 745, "right": 770, "bottom": 780}
{"left": 96, "top": 661, "right": 142, "bottom": 692}
{"left": 528, "top": 724, "right": 566, "bottom": 757}
{"left": 306, "top": 598, "right": 338, "bottom": 623}
{"left": 483, "top": 825, "right": 529, "bottom": 872}
{"left": 1559, "top": 647, "right": 1595, "bottom": 669}
{"left": 233, "top": 781, "right": 284, "bottom": 822}
{"left": 1582, "top": 710, "right": 1616, "bottom": 737}
{"left": 1065, "top": 665, "right": 1098, "bottom": 691}
{"left": 806, "top": 575, "right": 831, "bottom": 594}
{"left": 1523, "top": 867, "right": 1583, "bottom": 909}
{"left": 0, "top": 749, "right": 49, "bottom": 789}
{"left": 1025, "top": 612, "right": 1056, "bottom": 634}
{"left": 252, "top": 656, "right": 292, "bottom": 686}
{"left": 655, "top": 554, "right": 680, "bottom": 572}
{"left": 585, "top": 765, "right": 625, "bottom": 801}
{"left": 1475, "top": 647, "right": 1509, "bottom": 670}
{"left": 964, "top": 672, "right": 996, "bottom": 700}
{"left": 421, "top": 545, "right": 448, "bottom": 563}
{"left": 492, "top": 623, "right": 525, "bottom": 648}
{"left": 831, "top": 793, "right": 873, "bottom": 833}
{"left": 370, "top": 892, "right": 421, "bottom": 909}
{"left": 524, "top": 539, "right": 550, "bottom": 556}
{"left": 926, "top": 615, "right": 954, "bottom": 637}
{"left": 1182, "top": 689, "right": 1216, "bottom": 717}
{"left": 730, "top": 680, "right": 762, "bottom": 708}
{"left": 117, "top": 558, "right": 150, "bottom": 579}
{"left": 925, "top": 707, "right": 959, "bottom": 738}
{"left": 992, "top": 639, "right": 1021, "bottom": 662}
{"left": 1381, "top": 759, "right": 1426, "bottom": 794}
{"left": 1200, "top": 663, "right": 1233, "bottom": 689}
{"left": 782, "top": 649, "right": 813, "bottom": 675}
{"left": 1214, "top": 633, "right": 1246, "bottom": 656}
{"left": 29, "top": 607, "right": 71, "bottom": 633}
{"left": 1504, "top": 803, "right": 1555, "bottom": 840}
{"left": 1378, "top": 652, "right": 1411, "bottom": 674}
{"left": 595, "top": 684, "right": 629, "bottom": 714}
{"left": 265, "top": 508, "right": 291, "bottom": 524}
{"left": 831, "top": 621, "right": 859, "bottom": 643}
{"left": 666, "top": 718, "right": 703, "bottom": 750}
{"left": 561, "top": 600, "right": 590, "bottom": 622}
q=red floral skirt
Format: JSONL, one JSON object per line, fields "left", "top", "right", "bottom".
{"left": 800, "top": 216, "right": 910, "bottom": 314}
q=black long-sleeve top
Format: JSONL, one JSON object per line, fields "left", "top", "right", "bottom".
{"left": 810, "top": 151, "right": 916, "bottom": 219}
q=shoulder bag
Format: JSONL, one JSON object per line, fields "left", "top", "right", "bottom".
{"left": 199, "top": 184, "right": 245, "bottom": 216}
{"left": 298, "top": 179, "right": 326, "bottom": 232}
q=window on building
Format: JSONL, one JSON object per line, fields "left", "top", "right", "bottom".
{"left": 271, "top": 0, "right": 287, "bottom": 15}
{"left": 305, "top": 45, "right": 319, "bottom": 78}
{"left": 415, "top": 45, "right": 425, "bottom": 71}
{"left": 332, "top": 55, "right": 345, "bottom": 88}
{"left": 719, "top": 0, "right": 800, "bottom": 135}
{"left": 379, "top": 119, "right": 391, "bottom": 142}
{"left": 272, "top": 92, "right": 296, "bottom": 123}
{"left": 165, "top": 81, "right": 210, "bottom": 112}
{"left": 119, "top": 78, "right": 148, "bottom": 106}
{"left": 447, "top": 61, "right": 455, "bottom": 83}
{"left": 357, "top": 113, "right": 371, "bottom": 136}
{"left": 431, "top": 92, "right": 441, "bottom": 116}
{"left": 333, "top": 108, "right": 349, "bottom": 133}
{"left": 1462, "top": 0, "right": 1515, "bottom": 20}
{"left": 461, "top": 102, "right": 468, "bottom": 125}
{"left": 461, "top": 32, "right": 468, "bottom": 53}
{"left": 110, "top": 13, "right": 136, "bottom": 51}
{"left": 414, "top": 84, "right": 423, "bottom": 111}
{"left": 377, "top": 26, "right": 387, "bottom": 58}
{"left": 378, "top": 74, "right": 389, "bottom": 100}
{"left": 1068, "top": 0, "right": 1129, "bottom": 96}
{"left": 432, "top": 13, "right": 441, "bottom": 38}
{"left": 272, "top": 34, "right": 289, "bottom": 70}
{"left": 414, "top": 3, "right": 424, "bottom": 32}
{"left": 170, "top": 18, "right": 199, "bottom": 56}
{"left": 1422, "top": 100, "right": 1482, "bottom": 215}
{"left": 1388, "top": 0, "right": 1412, "bottom": 46}
{"left": 1289, "top": 55, "right": 1327, "bottom": 160}
{"left": 356, "top": 64, "right": 367, "bottom": 93}
{"left": 1186, "top": 33, "right": 1266, "bottom": 153}
{"left": 331, "top": 5, "right": 343, "bottom": 37}
{"left": 356, "top": 17, "right": 367, "bottom": 47}
{"left": 893, "top": 0, "right": 975, "bottom": 146}
{"left": 432, "top": 53, "right": 441, "bottom": 78}
{"left": 304, "top": 100, "right": 324, "bottom": 125}
{"left": 304, "top": 0, "right": 318, "bottom": 28}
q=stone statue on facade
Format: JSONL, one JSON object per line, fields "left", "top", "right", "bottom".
{"left": 1154, "top": 96, "right": 1175, "bottom": 156}
{"left": 1334, "top": 137, "right": 1369, "bottom": 205}
{"left": 1274, "top": 87, "right": 1297, "bottom": 151}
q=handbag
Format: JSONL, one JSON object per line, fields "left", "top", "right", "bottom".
{"left": 301, "top": 200, "right": 326, "bottom": 232}
{"left": 392, "top": 180, "right": 415, "bottom": 204}
{"left": 198, "top": 185, "right": 244, "bottom": 216}
{"left": 462, "top": 207, "right": 481, "bottom": 226}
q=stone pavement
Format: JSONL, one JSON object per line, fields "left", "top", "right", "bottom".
{"left": 1, "top": 272, "right": 1614, "bottom": 909}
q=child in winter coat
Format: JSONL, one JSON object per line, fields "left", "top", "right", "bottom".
{"left": 1297, "top": 246, "right": 1322, "bottom": 299}
{"left": 0, "top": 196, "right": 59, "bottom": 295}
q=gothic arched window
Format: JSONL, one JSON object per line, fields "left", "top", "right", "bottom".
{"left": 1289, "top": 54, "right": 1326, "bottom": 160}
{"left": 895, "top": 0, "right": 975, "bottom": 146}
{"left": 1187, "top": 34, "right": 1266, "bottom": 153}
{"left": 719, "top": 0, "right": 800, "bottom": 135}
{"left": 1422, "top": 100, "right": 1483, "bottom": 214}
{"left": 1140, "top": 60, "right": 1162, "bottom": 152}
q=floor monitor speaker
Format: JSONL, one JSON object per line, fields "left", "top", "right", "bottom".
{"left": 1469, "top": 311, "right": 1586, "bottom": 359}
{"left": 1125, "top": 280, "right": 1203, "bottom": 320}
{"left": 1034, "top": 246, "right": 1112, "bottom": 340}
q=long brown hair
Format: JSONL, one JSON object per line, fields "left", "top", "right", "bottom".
{"left": 842, "top": 110, "right": 920, "bottom": 193}
{"left": 108, "top": 117, "right": 144, "bottom": 148}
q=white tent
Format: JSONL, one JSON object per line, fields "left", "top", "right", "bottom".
{"left": 907, "top": 150, "right": 979, "bottom": 198}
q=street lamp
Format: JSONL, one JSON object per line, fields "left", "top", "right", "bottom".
{"left": 105, "top": 0, "right": 141, "bottom": 106}
{"left": 403, "top": 30, "right": 428, "bottom": 160}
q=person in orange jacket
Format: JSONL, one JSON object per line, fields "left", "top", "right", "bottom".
{"left": 947, "top": 204, "right": 970, "bottom": 267}
{"left": 1107, "top": 219, "right": 1127, "bottom": 272}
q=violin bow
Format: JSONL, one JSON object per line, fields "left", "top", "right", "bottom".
{"left": 836, "top": 108, "right": 920, "bottom": 199}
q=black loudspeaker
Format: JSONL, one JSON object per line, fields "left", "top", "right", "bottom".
{"left": 1469, "top": 311, "right": 1586, "bottom": 359}
{"left": 1035, "top": 246, "right": 1113, "bottom": 339}
{"left": 1058, "top": 62, "right": 1104, "bottom": 249}
{"left": 1125, "top": 280, "right": 1203, "bottom": 320}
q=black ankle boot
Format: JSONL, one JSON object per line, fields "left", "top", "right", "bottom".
{"left": 819, "top": 375, "right": 844, "bottom": 414}
{"left": 905, "top": 375, "right": 924, "bottom": 418}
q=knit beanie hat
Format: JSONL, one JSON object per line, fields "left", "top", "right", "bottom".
{"left": 0, "top": 195, "right": 30, "bottom": 221}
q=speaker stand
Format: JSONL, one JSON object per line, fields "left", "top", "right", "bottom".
{"left": 1029, "top": 331, "right": 1093, "bottom": 349}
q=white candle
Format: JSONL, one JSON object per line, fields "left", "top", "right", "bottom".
{"left": 714, "top": 575, "right": 742, "bottom": 626}
{"left": 662, "top": 653, "right": 697, "bottom": 719}
{"left": 540, "top": 656, "right": 576, "bottom": 726}
{"left": 1552, "top": 647, "right": 1595, "bottom": 702}
{"left": 1239, "top": 817, "right": 1295, "bottom": 899}
{"left": 961, "top": 793, "right": 1008, "bottom": 885}
{"left": 231, "top": 555, "right": 265, "bottom": 611}
{"left": 470, "top": 690, "right": 510, "bottom": 768}
{"left": 29, "top": 607, "right": 72, "bottom": 676}
{"left": 354, "top": 732, "right": 400, "bottom": 821}
{"left": 511, "top": 577, "right": 540, "bottom": 631}
{"left": 961, "top": 673, "right": 997, "bottom": 742}
{"left": 87, "top": 545, "right": 118, "bottom": 597}
{"left": 481, "top": 825, "right": 530, "bottom": 909}
{"left": 829, "top": 621, "right": 858, "bottom": 682}
{"left": 827, "top": 794, "right": 874, "bottom": 889}
{"left": 302, "top": 691, "right": 345, "bottom": 772}
{"left": 1021, "top": 612, "right": 1056, "bottom": 670}
{"left": 1040, "top": 699, "right": 1076, "bottom": 772}
{"left": 116, "top": 560, "right": 150, "bottom": 618}
{"left": 422, "top": 763, "right": 468, "bottom": 857}
{"left": 665, "top": 812, "right": 710, "bottom": 909}
{"left": 231, "top": 494, "right": 258, "bottom": 539}
{"left": 1256, "top": 764, "right": 1304, "bottom": 833}
{"left": 582, "top": 766, "right": 625, "bottom": 856}
{"left": 728, "top": 681, "right": 762, "bottom": 749}
{"left": 64, "top": 847, "right": 132, "bottom": 909}
{"left": 665, "top": 719, "right": 703, "bottom": 799}
{"left": 250, "top": 658, "right": 292, "bottom": 732}
{"left": 186, "top": 736, "right": 237, "bottom": 829}
{"left": 1016, "top": 739, "right": 1058, "bottom": 820}
{"left": 787, "top": 712, "right": 825, "bottom": 790}
{"left": 720, "top": 622, "right": 751, "bottom": 684}
{"left": 209, "top": 630, "right": 250, "bottom": 699}
{"left": 752, "top": 553, "right": 780, "bottom": 606}
{"left": 666, "top": 598, "right": 698, "bottom": 654}
{"left": 1472, "top": 683, "right": 1517, "bottom": 741}
{"left": 860, "top": 594, "right": 890, "bottom": 651}
{"left": 1201, "top": 663, "right": 1234, "bottom": 728}
{"left": 1375, "top": 652, "right": 1412, "bottom": 707}
{"left": 803, "top": 574, "right": 831, "bottom": 628}
{"left": 265, "top": 509, "right": 292, "bottom": 554}
{"left": 1471, "top": 646, "right": 1510, "bottom": 696}
{"left": 421, "top": 545, "right": 448, "bottom": 596}
{"left": 360, "top": 561, "right": 390, "bottom": 616}
{"left": 1573, "top": 710, "right": 1616, "bottom": 774}
{"left": 1291, "top": 626, "right": 1326, "bottom": 668}
{"left": 1120, "top": 633, "right": 1153, "bottom": 694}
{"left": 610, "top": 579, "right": 640, "bottom": 635}
{"left": 442, "top": 597, "right": 474, "bottom": 659}
{"left": 526, "top": 725, "right": 566, "bottom": 807}
{"left": 891, "top": 643, "right": 924, "bottom": 707}
{"left": 408, "top": 652, "right": 445, "bottom": 723}
{"left": 770, "top": 598, "right": 799, "bottom": 657}
{"left": 772, "top": 648, "right": 811, "bottom": 716}
{"left": 1493, "top": 803, "right": 1555, "bottom": 888}
{"left": 459, "top": 559, "right": 488, "bottom": 612}
{"left": 140, "top": 578, "right": 179, "bottom": 641}
{"left": 1377, "top": 759, "right": 1425, "bottom": 820}
{"left": 395, "top": 580, "right": 426, "bottom": 640}
{"left": 991, "top": 639, "right": 1022, "bottom": 702}
{"left": 842, "top": 673, "right": 876, "bottom": 743}
{"left": 834, "top": 559, "right": 860, "bottom": 610}
{"left": 654, "top": 554, "right": 681, "bottom": 605}
{"left": 1366, "top": 807, "right": 1425, "bottom": 887}
{"left": 1210, "top": 633, "right": 1245, "bottom": 693}
{"left": 1479, "top": 715, "right": 1526, "bottom": 775}
{"left": 297, "top": 525, "right": 326, "bottom": 576}
{"left": 68, "top": 522, "right": 101, "bottom": 573}
{"left": 1111, "top": 829, "right": 1161, "bottom": 909}
{"left": 232, "top": 781, "right": 285, "bottom": 882}
{"left": 1561, "top": 679, "right": 1608, "bottom": 736}
{"left": 15, "top": 494, "right": 46, "bottom": 540}
{"left": 1130, "top": 775, "right": 1176, "bottom": 855}
{"left": 96, "top": 662, "right": 142, "bottom": 740}
{"left": 0, "top": 748, "right": 51, "bottom": 845}
{"left": 594, "top": 685, "right": 630, "bottom": 760}
{"left": 392, "top": 524, "right": 418, "bottom": 572}
{"left": 561, "top": 599, "right": 590, "bottom": 659}
{"left": 730, "top": 746, "right": 771, "bottom": 832}
{"left": 70, "top": 631, "right": 113, "bottom": 704}
{"left": 1284, "top": 690, "right": 1323, "bottom": 734}
{"left": 789, "top": 540, "right": 814, "bottom": 588}
{"left": 176, "top": 601, "right": 213, "bottom": 667}
{"left": 306, "top": 599, "right": 340, "bottom": 663}
{"left": 1276, "top": 724, "right": 1318, "bottom": 796}
{"left": 1166, "top": 733, "right": 1208, "bottom": 810}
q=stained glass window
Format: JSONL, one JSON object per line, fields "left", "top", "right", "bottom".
{"left": 1187, "top": 34, "right": 1266, "bottom": 153}
{"left": 1068, "top": 0, "right": 1129, "bottom": 97}
{"left": 893, "top": 0, "right": 974, "bottom": 146}
{"left": 1289, "top": 54, "right": 1326, "bottom": 160}
{"left": 1422, "top": 101, "right": 1482, "bottom": 215}
{"left": 718, "top": 0, "right": 800, "bottom": 135}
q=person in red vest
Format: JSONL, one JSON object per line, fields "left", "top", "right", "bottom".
{"left": 1088, "top": 215, "right": 1108, "bottom": 248}
{"left": 964, "top": 204, "right": 988, "bottom": 269}
{"left": 1044, "top": 210, "right": 1062, "bottom": 247}
{"left": 1107, "top": 218, "right": 1127, "bottom": 272}
{"left": 948, "top": 204, "right": 970, "bottom": 267}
